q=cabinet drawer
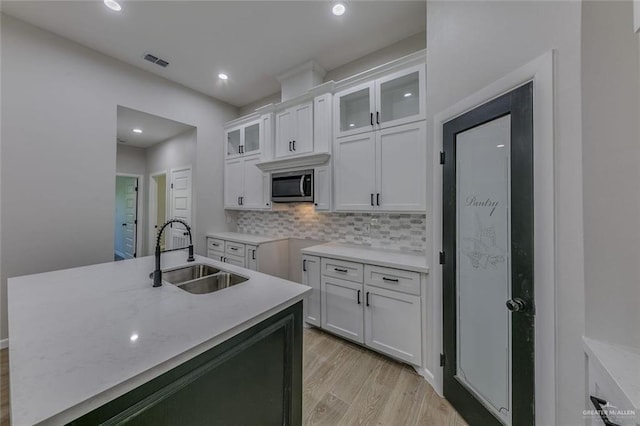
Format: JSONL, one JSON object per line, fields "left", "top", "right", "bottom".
{"left": 207, "top": 250, "right": 224, "bottom": 261}
{"left": 225, "top": 241, "right": 245, "bottom": 257}
{"left": 207, "top": 238, "right": 225, "bottom": 253}
{"left": 364, "top": 265, "right": 420, "bottom": 296}
{"left": 224, "top": 254, "right": 245, "bottom": 267}
{"left": 321, "top": 258, "right": 363, "bottom": 283}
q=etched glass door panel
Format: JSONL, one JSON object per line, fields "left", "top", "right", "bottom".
{"left": 244, "top": 122, "right": 260, "bottom": 154}
{"left": 379, "top": 71, "right": 420, "bottom": 123}
{"left": 339, "top": 87, "right": 372, "bottom": 133}
{"left": 456, "top": 115, "right": 511, "bottom": 425}
{"left": 227, "top": 128, "right": 241, "bottom": 157}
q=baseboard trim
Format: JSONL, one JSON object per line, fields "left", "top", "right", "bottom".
{"left": 414, "top": 366, "right": 442, "bottom": 396}
{"left": 0, "top": 338, "right": 8, "bottom": 349}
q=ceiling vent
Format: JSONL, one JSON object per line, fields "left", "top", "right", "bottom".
{"left": 143, "top": 53, "right": 169, "bottom": 68}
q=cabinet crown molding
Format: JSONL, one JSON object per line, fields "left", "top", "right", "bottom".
{"left": 256, "top": 152, "right": 330, "bottom": 172}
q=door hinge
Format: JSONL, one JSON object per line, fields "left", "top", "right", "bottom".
{"left": 440, "top": 353, "right": 445, "bottom": 367}
{"left": 135, "top": 186, "right": 138, "bottom": 192}
{"left": 440, "top": 151, "right": 445, "bottom": 165}
{"left": 134, "top": 219, "right": 137, "bottom": 225}
{"left": 439, "top": 251, "right": 445, "bottom": 264}
{"left": 133, "top": 252, "right": 137, "bottom": 258}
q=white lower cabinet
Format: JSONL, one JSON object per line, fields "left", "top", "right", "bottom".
{"left": 302, "top": 255, "right": 321, "bottom": 326}
{"left": 224, "top": 254, "right": 245, "bottom": 267}
{"left": 246, "top": 245, "right": 258, "bottom": 271}
{"left": 364, "top": 284, "right": 421, "bottom": 365}
{"left": 310, "top": 255, "right": 423, "bottom": 367}
{"left": 321, "top": 275, "right": 364, "bottom": 343}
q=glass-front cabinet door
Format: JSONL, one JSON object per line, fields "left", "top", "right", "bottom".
{"left": 334, "top": 81, "right": 375, "bottom": 138}
{"left": 375, "top": 64, "right": 425, "bottom": 129}
{"left": 243, "top": 120, "right": 261, "bottom": 155}
{"left": 226, "top": 127, "right": 242, "bottom": 158}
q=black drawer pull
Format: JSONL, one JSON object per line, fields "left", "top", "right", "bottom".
{"left": 252, "top": 249, "right": 256, "bottom": 260}
{"left": 370, "top": 193, "right": 374, "bottom": 206}
{"left": 302, "top": 259, "right": 307, "bottom": 272}
{"left": 370, "top": 112, "right": 374, "bottom": 126}
{"left": 366, "top": 291, "right": 370, "bottom": 306}
{"left": 376, "top": 111, "right": 380, "bottom": 125}
{"left": 212, "top": 243, "right": 219, "bottom": 247}
{"left": 382, "top": 277, "right": 399, "bottom": 283}
{"left": 590, "top": 396, "right": 620, "bottom": 426}
{"left": 230, "top": 247, "right": 238, "bottom": 251}
{"left": 357, "top": 290, "right": 361, "bottom": 305}
{"left": 334, "top": 268, "right": 348, "bottom": 273}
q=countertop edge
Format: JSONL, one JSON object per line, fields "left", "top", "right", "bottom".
{"left": 301, "top": 246, "right": 429, "bottom": 274}
{"left": 38, "top": 293, "right": 309, "bottom": 426}
{"left": 205, "top": 232, "right": 290, "bottom": 245}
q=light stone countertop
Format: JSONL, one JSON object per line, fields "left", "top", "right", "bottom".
{"left": 8, "top": 252, "right": 310, "bottom": 426}
{"left": 583, "top": 336, "right": 640, "bottom": 413}
{"left": 302, "top": 242, "right": 429, "bottom": 273}
{"left": 206, "top": 231, "right": 289, "bottom": 245}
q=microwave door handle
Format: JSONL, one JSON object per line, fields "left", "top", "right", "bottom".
{"left": 300, "top": 175, "right": 305, "bottom": 196}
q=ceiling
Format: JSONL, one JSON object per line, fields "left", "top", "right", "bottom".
{"left": 1, "top": 1, "right": 426, "bottom": 107}
{"left": 117, "top": 106, "right": 194, "bottom": 148}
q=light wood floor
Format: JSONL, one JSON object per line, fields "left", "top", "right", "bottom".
{"left": 0, "top": 330, "right": 465, "bottom": 426}
{"left": 303, "top": 328, "right": 466, "bottom": 426}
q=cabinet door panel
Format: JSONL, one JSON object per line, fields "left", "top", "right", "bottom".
{"left": 376, "top": 121, "right": 426, "bottom": 211}
{"left": 375, "top": 64, "right": 425, "bottom": 129}
{"left": 334, "top": 133, "right": 376, "bottom": 211}
{"left": 335, "top": 82, "right": 375, "bottom": 138}
{"left": 313, "top": 165, "right": 331, "bottom": 211}
{"left": 243, "top": 121, "right": 261, "bottom": 155}
{"left": 226, "top": 127, "right": 242, "bottom": 158}
{"left": 321, "top": 276, "right": 364, "bottom": 343}
{"left": 275, "top": 109, "right": 293, "bottom": 158}
{"left": 364, "top": 285, "right": 422, "bottom": 365}
{"left": 242, "top": 155, "right": 267, "bottom": 209}
{"left": 224, "top": 254, "right": 245, "bottom": 267}
{"left": 292, "top": 102, "right": 313, "bottom": 155}
{"left": 302, "top": 255, "right": 321, "bottom": 326}
{"left": 246, "top": 245, "right": 258, "bottom": 271}
{"left": 224, "top": 158, "right": 243, "bottom": 209}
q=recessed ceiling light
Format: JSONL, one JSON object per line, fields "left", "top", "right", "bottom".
{"left": 332, "top": 3, "right": 346, "bottom": 16}
{"left": 104, "top": 0, "right": 122, "bottom": 12}
{"left": 496, "top": 144, "right": 505, "bottom": 148}
{"left": 218, "top": 73, "right": 229, "bottom": 80}
{"left": 130, "top": 333, "right": 139, "bottom": 342}
{"left": 404, "top": 92, "right": 412, "bottom": 98}
{"left": 349, "top": 123, "right": 355, "bottom": 127}
{"left": 132, "top": 128, "right": 143, "bottom": 134}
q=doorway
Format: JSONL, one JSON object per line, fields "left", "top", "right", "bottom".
{"left": 149, "top": 172, "right": 168, "bottom": 252}
{"left": 442, "top": 83, "right": 534, "bottom": 425}
{"left": 114, "top": 174, "right": 141, "bottom": 260}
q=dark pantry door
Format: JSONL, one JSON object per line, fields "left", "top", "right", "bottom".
{"left": 442, "top": 82, "right": 535, "bottom": 426}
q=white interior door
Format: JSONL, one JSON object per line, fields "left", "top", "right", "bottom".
{"left": 170, "top": 167, "right": 192, "bottom": 250}
{"left": 115, "top": 175, "right": 138, "bottom": 259}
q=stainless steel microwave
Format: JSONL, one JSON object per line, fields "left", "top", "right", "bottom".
{"left": 271, "top": 169, "right": 314, "bottom": 203}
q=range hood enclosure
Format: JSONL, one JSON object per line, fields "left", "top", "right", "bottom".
{"left": 276, "top": 60, "right": 326, "bottom": 102}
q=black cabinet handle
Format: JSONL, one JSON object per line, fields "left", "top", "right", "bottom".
{"left": 230, "top": 247, "right": 238, "bottom": 251}
{"left": 376, "top": 111, "right": 380, "bottom": 125}
{"left": 382, "top": 277, "right": 399, "bottom": 283}
{"left": 183, "top": 232, "right": 189, "bottom": 236}
{"left": 334, "top": 268, "right": 348, "bottom": 273}
{"left": 590, "top": 396, "right": 620, "bottom": 426}
{"left": 252, "top": 249, "right": 256, "bottom": 260}
{"left": 212, "top": 243, "right": 219, "bottom": 247}
{"left": 370, "top": 193, "right": 374, "bottom": 206}
{"left": 370, "top": 112, "right": 374, "bottom": 126}
{"left": 237, "top": 196, "right": 240, "bottom": 205}
{"left": 377, "top": 193, "right": 380, "bottom": 206}
{"left": 292, "top": 140, "right": 296, "bottom": 151}
{"left": 366, "top": 291, "right": 370, "bottom": 306}
{"left": 302, "top": 259, "right": 307, "bottom": 272}
{"left": 289, "top": 141, "right": 292, "bottom": 151}
{"left": 357, "top": 290, "right": 361, "bottom": 305}
{"left": 240, "top": 196, "right": 244, "bottom": 205}
{"left": 122, "top": 223, "right": 127, "bottom": 226}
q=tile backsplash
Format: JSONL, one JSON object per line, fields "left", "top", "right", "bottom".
{"left": 236, "top": 204, "right": 427, "bottom": 253}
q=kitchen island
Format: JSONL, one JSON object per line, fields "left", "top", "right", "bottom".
{"left": 8, "top": 252, "right": 310, "bottom": 425}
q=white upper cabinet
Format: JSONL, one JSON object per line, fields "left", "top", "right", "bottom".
{"left": 275, "top": 100, "right": 313, "bottom": 158}
{"left": 334, "top": 121, "right": 426, "bottom": 212}
{"left": 224, "top": 157, "right": 244, "bottom": 209}
{"left": 334, "top": 64, "right": 425, "bottom": 138}
{"left": 225, "top": 117, "right": 263, "bottom": 159}
{"left": 242, "top": 156, "right": 270, "bottom": 209}
{"left": 313, "top": 165, "right": 332, "bottom": 211}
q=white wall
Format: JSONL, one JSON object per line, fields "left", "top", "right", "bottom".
{"left": 238, "top": 31, "right": 426, "bottom": 116}
{"left": 582, "top": 1, "right": 640, "bottom": 349}
{"left": 116, "top": 144, "right": 147, "bottom": 176}
{"left": 426, "top": 2, "right": 584, "bottom": 425}
{"left": 0, "top": 14, "right": 238, "bottom": 340}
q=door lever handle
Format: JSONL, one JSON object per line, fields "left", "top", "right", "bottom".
{"left": 506, "top": 298, "right": 527, "bottom": 312}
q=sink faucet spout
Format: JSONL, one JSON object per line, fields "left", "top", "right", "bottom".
{"left": 152, "top": 219, "right": 195, "bottom": 287}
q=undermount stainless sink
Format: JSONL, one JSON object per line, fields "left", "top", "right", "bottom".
{"left": 176, "top": 272, "right": 248, "bottom": 295}
{"left": 161, "top": 264, "right": 248, "bottom": 294}
{"left": 162, "top": 264, "right": 220, "bottom": 284}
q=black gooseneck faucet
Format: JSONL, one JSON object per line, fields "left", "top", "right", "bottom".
{"left": 153, "top": 219, "right": 195, "bottom": 287}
